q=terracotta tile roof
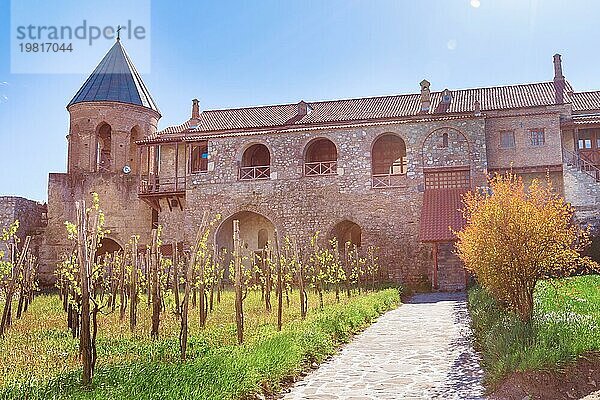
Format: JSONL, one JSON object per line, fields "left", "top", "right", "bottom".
{"left": 156, "top": 81, "right": 573, "bottom": 136}
{"left": 571, "top": 91, "right": 600, "bottom": 113}
{"left": 419, "top": 188, "right": 468, "bottom": 242}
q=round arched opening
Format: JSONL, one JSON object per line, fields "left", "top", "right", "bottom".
{"left": 240, "top": 144, "right": 271, "bottom": 180}
{"left": 371, "top": 134, "right": 407, "bottom": 175}
{"left": 96, "top": 237, "right": 123, "bottom": 258}
{"left": 331, "top": 220, "right": 362, "bottom": 249}
{"left": 242, "top": 144, "right": 270, "bottom": 167}
{"left": 304, "top": 138, "right": 337, "bottom": 175}
{"left": 216, "top": 211, "right": 276, "bottom": 272}
{"left": 97, "top": 123, "right": 112, "bottom": 171}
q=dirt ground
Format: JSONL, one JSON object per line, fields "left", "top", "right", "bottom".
{"left": 489, "top": 353, "right": 600, "bottom": 400}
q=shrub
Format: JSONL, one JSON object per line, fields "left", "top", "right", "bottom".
{"left": 456, "top": 173, "right": 597, "bottom": 321}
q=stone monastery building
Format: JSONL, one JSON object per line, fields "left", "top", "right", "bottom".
{"left": 5, "top": 39, "right": 600, "bottom": 290}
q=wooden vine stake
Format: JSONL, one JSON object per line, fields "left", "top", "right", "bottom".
{"left": 130, "top": 235, "right": 138, "bottom": 332}
{"left": 273, "top": 230, "right": 283, "bottom": 331}
{"left": 75, "top": 200, "right": 98, "bottom": 387}
{"left": 293, "top": 237, "right": 307, "bottom": 319}
{"left": 233, "top": 219, "right": 244, "bottom": 344}
{"left": 0, "top": 236, "right": 30, "bottom": 336}
{"left": 172, "top": 242, "right": 180, "bottom": 316}
{"left": 180, "top": 211, "right": 209, "bottom": 360}
{"left": 150, "top": 229, "right": 160, "bottom": 339}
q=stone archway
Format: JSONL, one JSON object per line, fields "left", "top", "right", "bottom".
{"left": 331, "top": 220, "right": 362, "bottom": 248}
{"left": 215, "top": 211, "right": 276, "bottom": 273}
{"left": 97, "top": 237, "right": 122, "bottom": 258}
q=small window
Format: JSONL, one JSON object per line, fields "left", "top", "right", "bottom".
{"left": 190, "top": 142, "right": 208, "bottom": 173}
{"left": 529, "top": 129, "right": 545, "bottom": 146}
{"left": 441, "top": 132, "right": 449, "bottom": 148}
{"left": 579, "top": 139, "right": 592, "bottom": 149}
{"left": 499, "top": 131, "right": 515, "bottom": 149}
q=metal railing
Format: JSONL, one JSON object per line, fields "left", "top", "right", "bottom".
{"left": 562, "top": 147, "right": 600, "bottom": 182}
{"left": 372, "top": 173, "right": 406, "bottom": 188}
{"left": 239, "top": 165, "right": 270, "bottom": 180}
{"left": 139, "top": 175, "right": 186, "bottom": 194}
{"left": 304, "top": 160, "right": 337, "bottom": 176}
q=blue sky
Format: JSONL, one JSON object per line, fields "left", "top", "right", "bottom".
{"left": 1, "top": 0, "right": 599, "bottom": 201}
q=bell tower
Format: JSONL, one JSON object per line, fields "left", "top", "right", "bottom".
{"left": 40, "top": 39, "right": 161, "bottom": 285}
{"left": 66, "top": 38, "right": 160, "bottom": 175}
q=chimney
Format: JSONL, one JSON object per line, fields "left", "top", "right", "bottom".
{"left": 553, "top": 54, "right": 565, "bottom": 104}
{"left": 191, "top": 98, "right": 200, "bottom": 119}
{"left": 420, "top": 79, "right": 431, "bottom": 112}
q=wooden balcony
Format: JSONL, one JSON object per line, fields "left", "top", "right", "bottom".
{"left": 304, "top": 160, "right": 337, "bottom": 176}
{"left": 139, "top": 175, "right": 186, "bottom": 195}
{"left": 138, "top": 175, "right": 185, "bottom": 212}
{"left": 239, "top": 165, "right": 270, "bottom": 180}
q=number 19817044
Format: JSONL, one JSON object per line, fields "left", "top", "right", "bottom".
{"left": 19, "top": 43, "right": 73, "bottom": 52}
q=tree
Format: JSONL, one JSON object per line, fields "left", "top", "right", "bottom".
{"left": 455, "top": 173, "right": 596, "bottom": 321}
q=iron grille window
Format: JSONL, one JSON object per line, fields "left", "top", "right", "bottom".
{"left": 529, "top": 129, "right": 545, "bottom": 146}
{"left": 424, "top": 168, "right": 470, "bottom": 189}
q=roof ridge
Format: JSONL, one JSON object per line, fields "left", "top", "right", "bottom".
{"left": 198, "top": 80, "right": 563, "bottom": 115}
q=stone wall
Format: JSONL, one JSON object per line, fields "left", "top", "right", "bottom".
{"left": 40, "top": 172, "right": 153, "bottom": 286}
{"left": 485, "top": 108, "right": 565, "bottom": 170}
{"left": 563, "top": 165, "right": 600, "bottom": 232}
{"left": 436, "top": 242, "right": 466, "bottom": 291}
{"left": 178, "top": 117, "right": 487, "bottom": 286}
{"left": 67, "top": 102, "right": 159, "bottom": 175}
{"left": 0, "top": 196, "right": 46, "bottom": 261}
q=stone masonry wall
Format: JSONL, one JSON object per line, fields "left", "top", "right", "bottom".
{"left": 180, "top": 117, "right": 487, "bottom": 286}
{"left": 0, "top": 196, "right": 46, "bottom": 263}
{"left": 41, "top": 172, "right": 153, "bottom": 286}
{"left": 67, "top": 102, "right": 159, "bottom": 175}
{"left": 485, "top": 109, "right": 565, "bottom": 170}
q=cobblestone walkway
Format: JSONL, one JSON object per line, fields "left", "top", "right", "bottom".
{"left": 283, "top": 292, "right": 485, "bottom": 400}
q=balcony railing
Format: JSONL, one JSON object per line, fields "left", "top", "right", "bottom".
{"left": 304, "top": 160, "right": 337, "bottom": 176}
{"left": 372, "top": 173, "right": 406, "bottom": 188}
{"left": 239, "top": 165, "right": 270, "bottom": 181}
{"left": 139, "top": 175, "right": 186, "bottom": 195}
{"left": 563, "top": 147, "right": 600, "bottom": 182}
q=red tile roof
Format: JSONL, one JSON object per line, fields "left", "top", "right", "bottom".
{"left": 155, "top": 81, "right": 577, "bottom": 137}
{"left": 571, "top": 91, "right": 600, "bottom": 113}
{"left": 419, "top": 188, "right": 469, "bottom": 242}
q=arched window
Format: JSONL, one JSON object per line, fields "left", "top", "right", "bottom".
{"left": 304, "top": 138, "right": 337, "bottom": 175}
{"left": 240, "top": 144, "right": 271, "bottom": 180}
{"left": 97, "top": 123, "right": 112, "bottom": 172}
{"left": 371, "top": 134, "right": 407, "bottom": 188}
{"left": 442, "top": 132, "right": 449, "bottom": 148}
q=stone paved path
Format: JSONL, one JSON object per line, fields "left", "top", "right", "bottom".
{"left": 283, "top": 292, "right": 485, "bottom": 399}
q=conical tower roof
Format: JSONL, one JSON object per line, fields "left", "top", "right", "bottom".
{"left": 68, "top": 40, "right": 159, "bottom": 113}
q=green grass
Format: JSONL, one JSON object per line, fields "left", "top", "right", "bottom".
{"left": 0, "top": 288, "right": 399, "bottom": 399}
{"left": 468, "top": 275, "right": 600, "bottom": 386}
